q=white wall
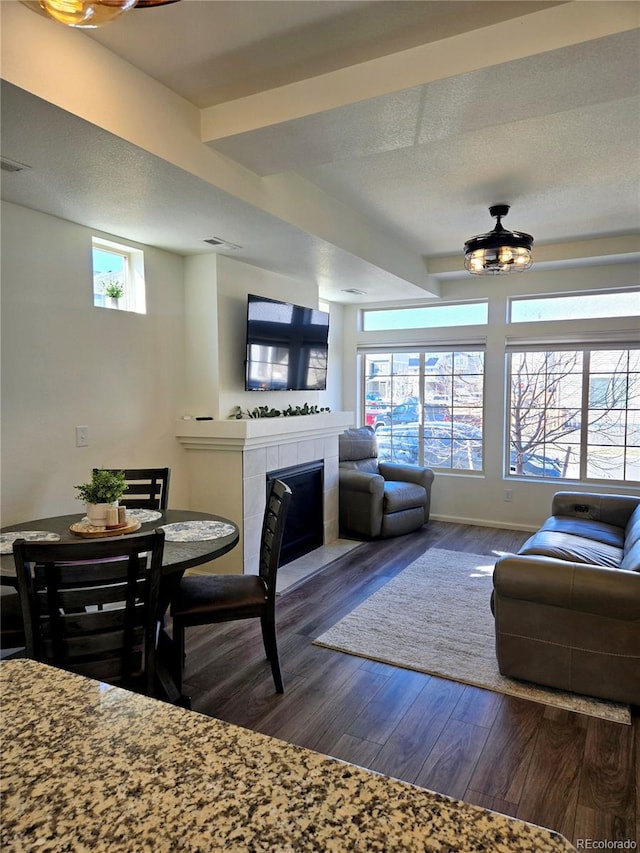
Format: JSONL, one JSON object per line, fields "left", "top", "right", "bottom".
{"left": 0, "top": 204, "right": 345, "bottom": 535}
{"left": 341, "top": 261, "right": 640, "bottom": 531}
{"left": 215, "top": 254, "right": 342, "bottom": 419}
{"left": 4, "top": 198, "right": 634, "bottom": 536}
{"left": 0, "top": 202, "right": 189, "bottom": 524}
{"left": 177, "top": 253, "right": 345, "bottom": 573}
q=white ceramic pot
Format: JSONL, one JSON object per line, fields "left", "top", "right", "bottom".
{"left": 86, "top": 501, "right": 119, "bottom": 528}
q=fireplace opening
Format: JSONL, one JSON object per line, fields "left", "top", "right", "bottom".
{"left": 266, "top": 461, "right": 324, "bottom": 566}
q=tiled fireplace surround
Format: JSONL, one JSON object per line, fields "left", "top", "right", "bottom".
{"left": 176, "top": 412, "right": 354, "bottom": 575}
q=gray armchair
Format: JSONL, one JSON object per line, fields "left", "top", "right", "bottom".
{"left": 339, "top": 427, "right": 434, "bottom": 539}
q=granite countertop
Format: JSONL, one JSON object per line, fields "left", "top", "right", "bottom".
{"left": 1, "top": 659, "right": 576, "bottom": 852}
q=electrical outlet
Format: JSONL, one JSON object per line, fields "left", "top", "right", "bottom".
{"left": 503, "top": 488, "right": 512, "bottom": 502}
{"left": 75, "top": 425, "right": 89, "bottom": 448}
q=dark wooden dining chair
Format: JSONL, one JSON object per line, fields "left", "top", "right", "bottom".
{"left": 93, "top": 467, "right": 171, "bottom": 510}
{"left": 170, "top": 478, "right": 292, "bottom": 694}
{"left": 14, "top": 530, "right": 165, "bottom": 696}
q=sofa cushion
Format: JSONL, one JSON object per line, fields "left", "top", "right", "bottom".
{"left": 340, "top": 457, "right": 379, "bottom": 475}
{"left": 539, "top": 515, "right": 626, "bottom": 549}
{"left": 624, "top": 505, "right": 640, "bottom": 552}
{"left": 620, "top": 540, "right": 640, "bottom": 572}
{"left": 519, "top": 530, "right": 624, "bottom": 568}
{"left": 383, "top": 480, "right": 427, "bottom": 513}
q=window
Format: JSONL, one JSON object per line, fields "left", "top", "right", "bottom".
{"left": 510, "top": 290, "right": 639, "bottom": 323}
{"left": 363, "top": 350, "right": 484, "bottom": 471}
{"left": 507, "top": 348, "right": 639, "bottom": 482}
{"left": 363, "top": 301, "right": 487, "bottom": 332}
{"left": 92, "top": 237, "right": 146, "bottom": 313}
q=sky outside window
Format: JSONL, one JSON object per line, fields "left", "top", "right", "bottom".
{"left": 363, "top": 302, "right": 488, "bottom": 331}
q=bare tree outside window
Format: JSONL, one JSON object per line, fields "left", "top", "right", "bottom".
{"left": 509, "top": 349, "right": 639, "bottom": 481}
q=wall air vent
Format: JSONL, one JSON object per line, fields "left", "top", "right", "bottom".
{"left": 1, "top": 157, "right": 32, "bottom": 173}
{"left": 204, "top": 237, "right": 242, "bottom": 250}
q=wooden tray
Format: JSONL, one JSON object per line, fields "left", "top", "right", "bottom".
{"left": 69, "top": 519, "right": 141, "bottom": 538}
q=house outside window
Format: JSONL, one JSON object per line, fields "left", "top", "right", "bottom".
{"left": 363, "top": 349, "right": 484, "bottom": 472}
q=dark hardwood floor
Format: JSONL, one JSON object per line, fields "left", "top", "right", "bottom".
{"left": 178, "top": 521, "right": 639, "bottom": 850}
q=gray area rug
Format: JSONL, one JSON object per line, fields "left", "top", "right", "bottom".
{"left": 314, "top": 548, "right": 630, "bottom": 724}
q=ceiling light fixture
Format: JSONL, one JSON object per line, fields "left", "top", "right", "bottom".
{"left": 464, "top": 204, "right": 533, "bottom": 275}
{"left": 21, "top": 0, "right": 179, "bottom": 28}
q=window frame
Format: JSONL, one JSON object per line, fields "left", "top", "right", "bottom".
{"left": 509, "top": 287, "right": 640, "bottom": 324}
{"left": 505, "top": 345, "right": 639, "bottom": 484}
{"left": 360, "top": 346, "right": 486, "bottom": 474}
{"left": 92, "top": 237, "right": 146, "bottom": 314}
{"left": 361, "top": 299, "right": 488, "bottom": 332}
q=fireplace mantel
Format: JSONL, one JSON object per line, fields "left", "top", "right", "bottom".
{"left": 176, "top": 412, "right": 354, "bottom": 574}
{"left": 176, "top": 411, "right": 354, "bottom": 451}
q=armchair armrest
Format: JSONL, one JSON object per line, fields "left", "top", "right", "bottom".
{"left": 551, "top": 491, "right": 640, "bottom": 527}
{"left": 339, "top": 468, "right": 384, "bottom": 496}
{"left": 378, "top": 462, "right": 434, "bottom": 490}
{"left": 494, "top": 554, "right": 640, "bottom": 621}
{"left": 338, "top": 469, "right": 384, "bottom": 538}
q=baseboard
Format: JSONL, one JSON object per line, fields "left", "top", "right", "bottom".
{"left": 430, "top": 513, "right": 538, "bottom": 533}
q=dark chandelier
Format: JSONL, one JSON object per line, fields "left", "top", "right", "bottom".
{"left": 22, "top": 0, "right": 180, "bottom": 28}
{"left": 464, "top": 204, "right": 533, "bottom": 275}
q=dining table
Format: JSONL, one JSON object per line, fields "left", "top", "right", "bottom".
{"left": 1, "top": 658, "right": 576, "bottom": 853}
{"left": 0, "top": 507, "right": 239, "bottom": 585}
{"left": 0, "top": 507, "right": 239, "bottom": 704}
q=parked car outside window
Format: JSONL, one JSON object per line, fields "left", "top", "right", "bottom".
{"left": 372, "top": 402, "right": 451, "bottom": 430}
{"left": 376, "top": 422, "right": 482, "bottom": 469}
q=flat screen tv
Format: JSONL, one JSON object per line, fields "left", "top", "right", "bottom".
{"left": 245, "top": 294, "right": 329, "bottom": 391}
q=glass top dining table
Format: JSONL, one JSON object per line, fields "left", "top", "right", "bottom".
{"left": 0, "top": 508, "right": 239, "bottom": 586}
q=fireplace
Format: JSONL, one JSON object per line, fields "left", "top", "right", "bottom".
{"left": 176, "top": 411, "right": 354, "bottom": 575}
{"left": 267, "top": 461, "right": 324, "bottom": 565}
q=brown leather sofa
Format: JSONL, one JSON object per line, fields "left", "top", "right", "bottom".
{"left": 493, "top": 491, "right": 640, "bottom": 706}
{"left": 339, "top": 427, "right": 434, "bottom": 539}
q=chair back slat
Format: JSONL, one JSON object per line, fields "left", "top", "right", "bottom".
{"left": 69, "top": 654, "right": 144, "bottom": 683}
{"left": 37, "top": 603, "right": 145, "bottom": 635}
{"left": 35, "top": 556, "right": 146, "bottom": 586}
{"left": 93, "top": 467, "right": 171, "bottom": 510}
{"left": 259, "top": 479, "right": 292, "bottom": 596}
{"left": 40, "top": 625, "right": 145, "bottom": 658}
{"left": 33, "top": 577, "right": 147, "bottom": 611}
{"left": 14, "top": 530, "right": 165, "bottom": 696}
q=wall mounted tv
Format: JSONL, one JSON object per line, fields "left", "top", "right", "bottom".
{"left": 245, "top": 294, "right": 329, "bottom": 391}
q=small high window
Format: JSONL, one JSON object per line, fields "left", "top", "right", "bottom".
{"left": 362, "top": 301, "right": 488, "bottom": 332}
{"left": 92, "top": 237, "right": 146, "bottom": 313}
{"left": 510, "top": 290, "right": 639, "bottom": 323}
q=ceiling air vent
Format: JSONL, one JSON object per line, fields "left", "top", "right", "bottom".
{"left": 342, "top": 288, "right": 367, "bottom": 295}
{"left": 1, "top": 157, "right": 32, "bottom": 173}
{"left": 204, "top": 237, "right": 242, "bottom": 250}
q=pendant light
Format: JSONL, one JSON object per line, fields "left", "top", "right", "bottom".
{"left": 21, "top": 0, "right": 179, "bottom": 28}
{"left": 464, "top": 205, "right": 533, "bottom": 275}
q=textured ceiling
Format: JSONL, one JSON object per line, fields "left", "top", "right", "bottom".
{"left": 1, "top": 0, "right": 639, "bottom": 304}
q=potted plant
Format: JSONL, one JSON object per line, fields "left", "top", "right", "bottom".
{"left": 75, "top": 468, "right": 128, "bottom": 527}
{"left": 104, "top": 281, "right": 125, "bottom": 308}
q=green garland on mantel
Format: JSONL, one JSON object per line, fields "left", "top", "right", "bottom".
{"left": 231, "top": 403, "right": 331, "bottom": 420}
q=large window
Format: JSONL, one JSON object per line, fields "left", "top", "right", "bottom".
{"left": 508, "top": 348, "right": 639, "bottom": 482}
{"left": 363, "top": 350, "right": 484, "bottom": 471}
